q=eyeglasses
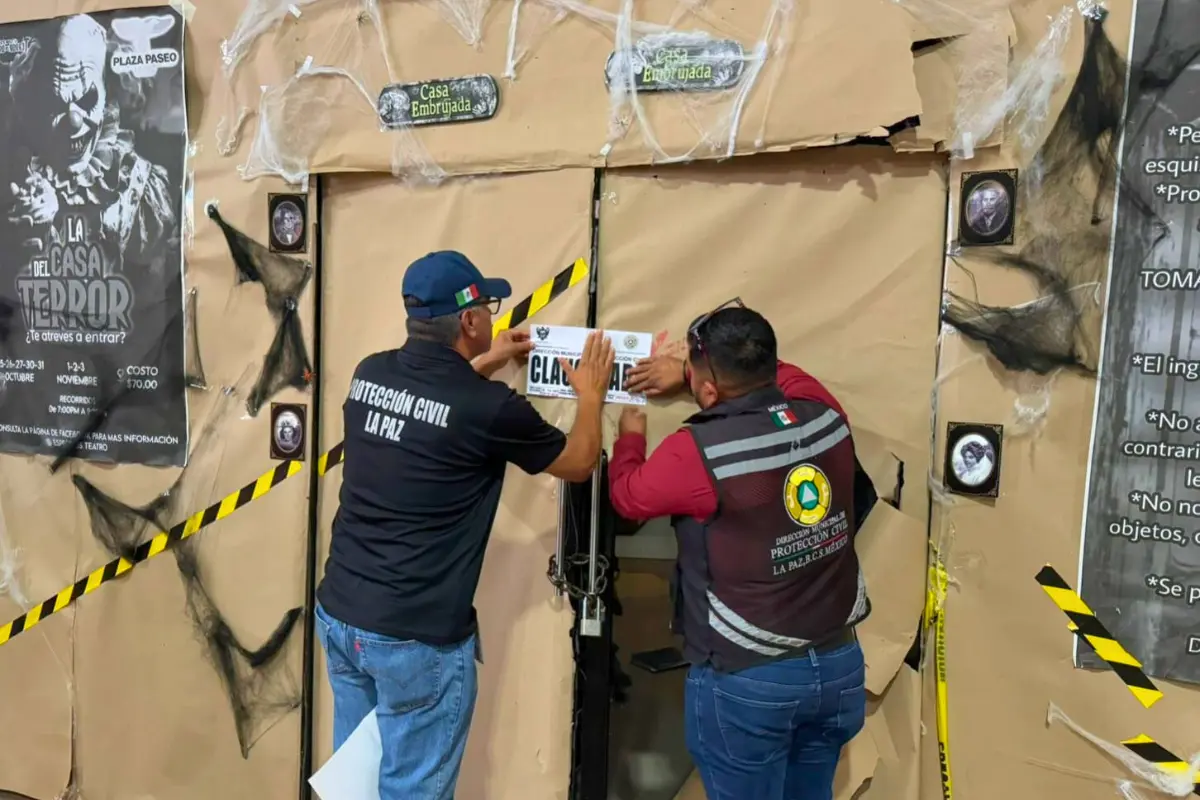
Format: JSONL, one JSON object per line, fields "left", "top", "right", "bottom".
{"left": 464, "top": 297, "right": 502, "bottom": 315}
{"left": 687, "top": 297, "right": 744, "bottom": 388}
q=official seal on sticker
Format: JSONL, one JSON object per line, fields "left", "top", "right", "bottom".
{"left": 535, "top": 326, "right": 550, "bottom": 341}
{"left": 784, "top": 464, "right": 831, "bottom": 527}
{"left": 624, "top": 334, "right": 638, "bottom": 349}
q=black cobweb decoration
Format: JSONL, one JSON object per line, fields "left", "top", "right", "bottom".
{"left": 176, "top": 545, "right": 303, "bottom": 757}
{"left": 206, "top": 203, "right": 313, "bottom": 416}
{"left": 185, "top": 287, "right": 208, "bottom": 391}
{"left": 249, "top": 302, "right": 312, "bottom": 416}
{"left": 72, "top": 473, "right": 175, "bottom": 560}
{"left": 942, "top": 4, "right": 1196, "bottom": 375}
{"left": 71, "top": 374, "right": 302, "bottom": 757}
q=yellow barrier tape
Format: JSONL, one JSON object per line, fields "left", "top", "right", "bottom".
{"left": 1035, "top": 565, "right": 1162, "bottom": 709}
{"left": 0, "top": 259, "right": 589, "bottom": 648}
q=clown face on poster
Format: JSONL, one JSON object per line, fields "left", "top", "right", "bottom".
{"left": 0, "top": 8, "right": 188, "bottom": 467}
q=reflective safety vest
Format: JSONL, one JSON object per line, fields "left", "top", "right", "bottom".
{"left": 672, "top": 386, "right": 870, "bottom": 672}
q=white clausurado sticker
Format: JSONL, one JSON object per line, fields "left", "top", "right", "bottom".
{"left": 526, "top": 325, "right": 652, "bottom": 406}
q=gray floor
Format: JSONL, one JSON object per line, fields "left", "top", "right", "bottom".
{"left": 606, "top": 560, "right": 694, "bottom": 800}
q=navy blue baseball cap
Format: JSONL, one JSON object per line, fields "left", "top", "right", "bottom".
{"left": 402, "top": 250, "right": 513, "bottom": 319}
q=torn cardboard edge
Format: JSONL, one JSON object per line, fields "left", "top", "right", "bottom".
{"left": 857, "top": 502, "right": 928, "bottom": 695}
{"left": 215, "top": 0, "right": 992, "bottom": 183}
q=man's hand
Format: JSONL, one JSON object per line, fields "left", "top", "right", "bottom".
{"left": 493, "top": 329, "right": 535, "bottom": 366}
{"left": 618, "top": 407, "right": 647, "bottom": 438}
{"left": 473, "top": 329, "right": 535, "bottom": 378}
{"left": 625, "top": 355, "right": 686, "bottom": 397}
{"left": 561, "top": 330, "right": 615, "bottom": 405}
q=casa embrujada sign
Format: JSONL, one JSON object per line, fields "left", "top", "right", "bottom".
{"left": 604, "top": 38, "right": 746, "bottom": 93}
{"left": 377, "top": 74, "right": 499, "bottom": 128}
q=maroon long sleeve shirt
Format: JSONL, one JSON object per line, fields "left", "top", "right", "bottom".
{"left": 609, "top": 361, "right": 848, "bottom": 522}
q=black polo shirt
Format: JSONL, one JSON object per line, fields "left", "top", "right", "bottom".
{"left": 317, "top": 339, "right": 567, "bottom": 645}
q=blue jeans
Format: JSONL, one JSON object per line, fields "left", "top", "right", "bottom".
{"left": 685, "top": 641, "right": 866, "bottom": 800}
{"left": 315, "top": 604, "right": 478, "bottom": 800}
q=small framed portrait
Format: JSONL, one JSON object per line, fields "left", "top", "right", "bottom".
{"left": 958, "top": 170, "right": 1017, "bottom": 247}
{"left": 268, "top": 193, "right": 308, "bottom": 254}
{"left": 944, "top": 422, "right": 1002, "bottom": 497}
{"left": 270, "top": 402, "right": 307, "bottom": 461}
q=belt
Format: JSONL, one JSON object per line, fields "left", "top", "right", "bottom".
{"left": 806, "top": 626, "right": 857, "bottom": 655}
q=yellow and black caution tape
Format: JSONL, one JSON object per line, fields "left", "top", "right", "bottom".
{"left": 1035, "top": 565, "right": 1163, "bottom": 709}
{"left": 317, "top": 441, "right": 344, "bottom": 476}
{"left": 0, "top": 461, "right": 302, "bottom": 647}
{"left": 0, "top": 258, "right": 589, "bottom": 650}
{"left": 493, "top": 257, "right": 588, "bottom": 335}
{"left": 925, "top": 552, "right": 953, "bottom": 800}
{"left": 1122, "top": 735, "right": 1200, "bottom": 795}
{"left": 315, "top": 257, "right": 587, "bottom": 477}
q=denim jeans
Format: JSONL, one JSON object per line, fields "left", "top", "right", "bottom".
{"left": 315, "top": 604, "right": 478, "bottom": 800}
{"left": 684, "top": 640, "right": 866, "bottom": 800}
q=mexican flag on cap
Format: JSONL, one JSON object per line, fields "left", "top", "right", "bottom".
{"left": 455, "top": 284, "right": 480, "bottom": 307}
{"left": 772, "top": 408, "right": 797, "bottom": 428}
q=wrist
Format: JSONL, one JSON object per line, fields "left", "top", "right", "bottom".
{"left": 576, "top": 391, "right": 603, "bottom": 411}
{"left": 472, "top": 350, "right": 503, "bottom": 376}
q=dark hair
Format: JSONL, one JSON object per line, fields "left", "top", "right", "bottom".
{"left": 404, "top": 295, "right": 461, "bottom": 345}
{"left": 961, "top": 441, "right": 989, "bottom": 461}
{"left": 689, "top": 307, "right": 777, "bottom": 389}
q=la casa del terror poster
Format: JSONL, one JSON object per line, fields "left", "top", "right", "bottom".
{"left": 0, "top": 8, "right": 188, "bottom": 467}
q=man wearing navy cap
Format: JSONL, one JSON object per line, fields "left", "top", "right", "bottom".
{"left": 316, "top": 251, "right": 614, "bottom": 799}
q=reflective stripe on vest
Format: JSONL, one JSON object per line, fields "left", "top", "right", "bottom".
{"left": 706, "top": 567, "right": 869, "bottom": 658}
{"left": 702, "top": 408, "right": 850, "bottom": 480}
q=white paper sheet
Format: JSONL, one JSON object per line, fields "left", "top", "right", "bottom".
{"left": 526, "top": 325, "right": 653, "bottom": 405}
{"left": 309, "top": 710, "right": 383, "bottom": 800}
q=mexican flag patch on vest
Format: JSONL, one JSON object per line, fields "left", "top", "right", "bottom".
{"left": 772, "top": 408, "right": 798, "bottom": 428}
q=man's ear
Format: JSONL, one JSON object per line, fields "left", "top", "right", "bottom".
{"left": 459, "top": 309, "right": 476, "bottom": 337}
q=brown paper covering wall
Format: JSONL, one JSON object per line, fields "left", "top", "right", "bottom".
{"left": 928, "top": 2, "right": 1200, "bottom": 798}
{"left": 219, "top": 0, "right": 925, "bottom": 177}
{"left": 596, "top": 147, "right": 947, "bottom": 523}
{"left": 0, "top": 2, "right": 315, "bottom": 799}
{"left": 317, "top": 168, "right": 595, "bottom": 798}
{"left": 7, "top": 1, "right": 1189, "bottom": 799}
{"left": 599, "top": 145, "right": 945, "bottom": 800}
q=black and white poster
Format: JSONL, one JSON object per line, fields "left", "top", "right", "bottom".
{"left": 1079, "top": 0, "right": 1200, "bottom": 685}
{"left": 0, "top": 8, "right": 188, "bottom": 467}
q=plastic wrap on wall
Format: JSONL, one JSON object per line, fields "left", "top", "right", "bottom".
{"left": 941, "top": 9, "right": 1130, "bottom": 374}
{"left": 895, "top": 0, "right": 1077, "bottom": 159}
{"left": 219, "top": 0, "right": 445, "bottom": 187}
{"left": 505, "top": 0, "right": 796, "bottom": 162}
{"left": 217, "top": 0, "right": 817, "bottom": 181}
{"left": 939, "top": 1, "right": 1200, "bottom": 378}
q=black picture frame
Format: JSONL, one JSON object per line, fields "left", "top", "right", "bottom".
{"left": 270, "top": 402, "right": 307, "bottom": 461}
{"left": 958, "top": 169, "right": 1017, "bottom": 247}
{"left": 944, "top": 422, "right": 1003, "bottom": 497}
{"left": 268, "top": 193, "right": 308, "bottom": 254}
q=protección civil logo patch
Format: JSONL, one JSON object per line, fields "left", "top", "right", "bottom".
{"left": 784, "top": 463, "right": 831, "bottom": 527}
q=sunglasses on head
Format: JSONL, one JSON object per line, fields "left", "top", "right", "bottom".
{"left": 688, "top": 297, "right": 744, "bottom": 348}
{"left": 687, "top": 297, "right": 744, "bottom": 387}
